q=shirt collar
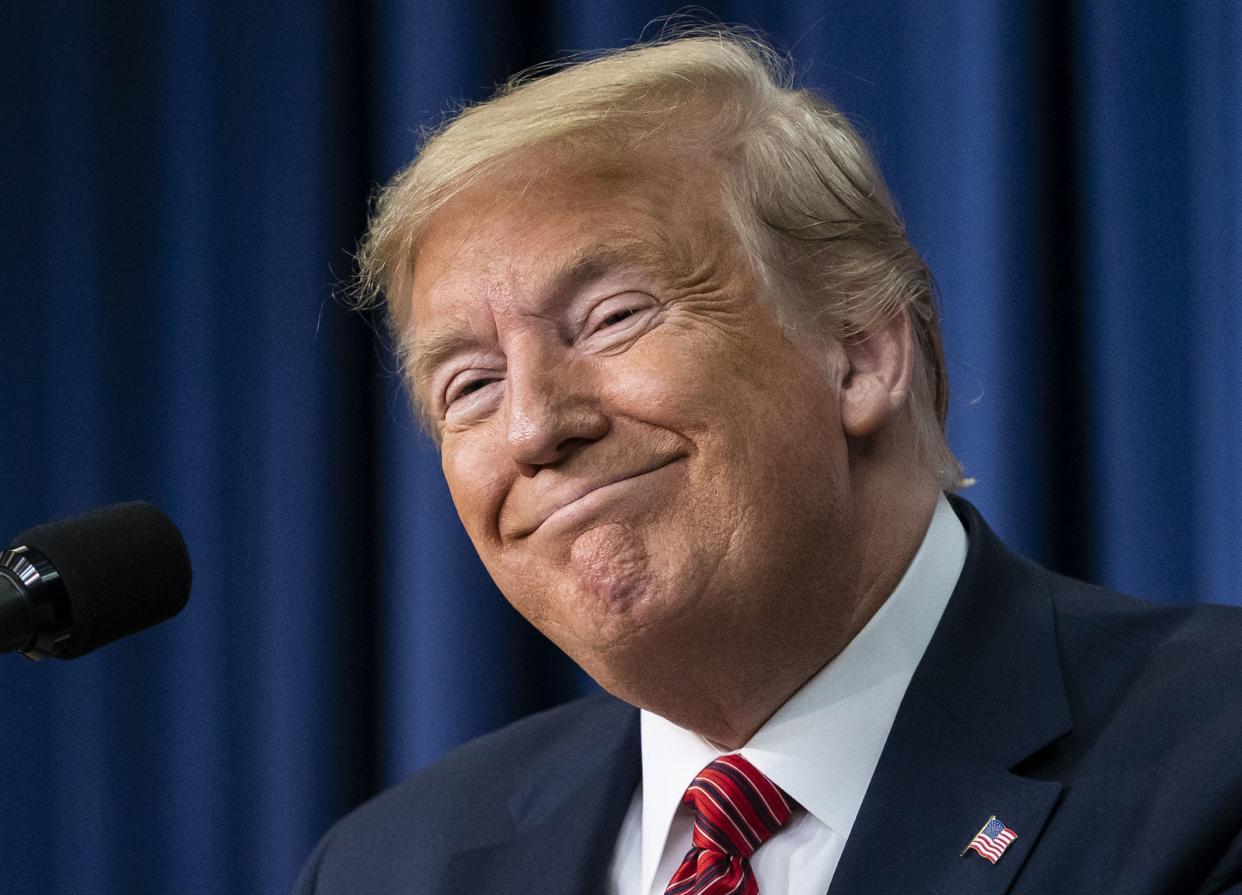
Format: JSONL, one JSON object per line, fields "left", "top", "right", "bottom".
{"left": 638, "top": 494, "right": 967, "bottom": 890}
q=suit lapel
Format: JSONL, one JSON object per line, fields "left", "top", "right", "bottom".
{"left": 443, "top": 697, "right": 641, "bottom": 893}
{"left": 829, "top": 500, "right": 1071, "bottom": 895}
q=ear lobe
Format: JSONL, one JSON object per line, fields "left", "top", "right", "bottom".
{"left": 839, "top": 312, "right": 914, "bottom": 438}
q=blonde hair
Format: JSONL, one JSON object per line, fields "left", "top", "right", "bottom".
{"left": 357, "top": 27, "right": 963, "bottom": 488}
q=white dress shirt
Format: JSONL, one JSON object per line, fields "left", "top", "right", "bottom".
{"left": 607, "top": 494, "right": 968, "bottom": 895}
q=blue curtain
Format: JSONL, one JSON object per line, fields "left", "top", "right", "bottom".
{"left": 1, "top": 2, "right": 1238, "bottom": 892}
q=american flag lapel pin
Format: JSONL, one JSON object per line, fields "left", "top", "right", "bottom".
{"left": 961, "top": 815, "right": 1018, "bottom": 864}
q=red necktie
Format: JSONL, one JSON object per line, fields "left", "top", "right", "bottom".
{"left": 663, "top": 754, "right": 794, "bottom": 895}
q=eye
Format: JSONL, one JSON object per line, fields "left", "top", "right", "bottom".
{"left": 445, "top": 374, "right": 502, "bottom": 410}
{"left": 600, "top": 308, "right": 637, "bottom": 328}
{"left": 457, "top": 378, "right": 496, "bottom": 398}
{"left": 584, "top": 295, "right": 653, "bottom": 338}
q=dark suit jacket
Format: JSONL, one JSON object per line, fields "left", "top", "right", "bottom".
{"left": 294, "top": 500, "right": 1242, "bottom": 893}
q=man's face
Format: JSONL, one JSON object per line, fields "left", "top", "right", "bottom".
{"left": 407, "top": 156, "right": 862, "bottom": 697}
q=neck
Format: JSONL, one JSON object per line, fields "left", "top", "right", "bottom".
{"left": 612, "top": 474, "right": 941, "bottom": 749}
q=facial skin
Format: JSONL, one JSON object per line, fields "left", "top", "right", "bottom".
{"left": 407, "top": 152, "right": 938, "bottom": 747}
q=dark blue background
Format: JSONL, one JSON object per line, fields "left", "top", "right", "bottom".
{"left": 1, "top": 3, "right": 1238, "bottom": 892}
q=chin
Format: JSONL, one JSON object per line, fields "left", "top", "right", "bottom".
{"left": 556, "top": 521, "right": 653, "bottom": 613}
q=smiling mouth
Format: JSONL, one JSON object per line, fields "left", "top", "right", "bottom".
{"left": 522, "top": 457, "right": 683, "bottom": 537}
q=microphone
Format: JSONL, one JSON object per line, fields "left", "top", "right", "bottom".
{"left": 0, "top": 502, "right": 192, "bottom": 660}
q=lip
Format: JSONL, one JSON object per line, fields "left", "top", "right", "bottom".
{"left": 516, "top": 457, "right": 682, "bottom": 538}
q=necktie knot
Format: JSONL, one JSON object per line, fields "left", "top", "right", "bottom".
{"left": 664, "top": 754, "right": 794, "bottom": 895}
{"left": 682, "top": 754, "right": 792, "bottom": 858}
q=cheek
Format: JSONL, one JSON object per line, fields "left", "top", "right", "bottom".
{"left": 602, "top": 341, "right": 729, "bottom": 424}
{"left": 442, "top": 436, "right": 509, "bottom": 545}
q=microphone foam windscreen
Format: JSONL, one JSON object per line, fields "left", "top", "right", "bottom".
{"left": 12, "top": 501, "right": 192, "bottom": 658}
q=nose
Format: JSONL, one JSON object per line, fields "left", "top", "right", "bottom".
{"left": 504, "top": 345, "right": 609, "bottom": 473}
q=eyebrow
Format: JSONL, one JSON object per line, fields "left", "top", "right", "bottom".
{"left": 405, "top": 318, "right": 479, "bottom": 403}
{"left": 407, "top": 238, "right": 665, "bottom": 399}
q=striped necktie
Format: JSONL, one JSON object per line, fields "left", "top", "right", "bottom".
{"left": 664, "top": 753, "right": 794, "bottom": 895}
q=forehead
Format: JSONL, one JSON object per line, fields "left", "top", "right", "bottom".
{"left": 402, "top": 157, "right": 736, "bottom": 383}
{"left": 410, "top": 159, "right": 720, "bottom": 306}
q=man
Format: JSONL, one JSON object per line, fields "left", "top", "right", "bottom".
{"left": 296, "top": 31, "right": 1242, "bottom": 894}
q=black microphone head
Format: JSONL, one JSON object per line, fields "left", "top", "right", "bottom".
{"left": 12, "top": 501, "right": 192, "bottom": 658}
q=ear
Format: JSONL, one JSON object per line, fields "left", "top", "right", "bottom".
{"left": 839, "top": 311, "right": 914, "bottom": 438}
